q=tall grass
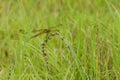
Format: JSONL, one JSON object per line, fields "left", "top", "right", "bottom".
{"left": 0, "top": 0, "right": 120, "bottom": 80}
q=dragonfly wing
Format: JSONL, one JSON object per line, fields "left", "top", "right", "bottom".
{"left": 31, "top": 31, "right": 45, "bottom": 38}
{"left": 31, "top": 29, "right": 50, "bottom": 38}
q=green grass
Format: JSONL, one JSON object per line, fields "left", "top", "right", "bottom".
{"left": 0, "top": 0, "right": 120, "bottom": 80}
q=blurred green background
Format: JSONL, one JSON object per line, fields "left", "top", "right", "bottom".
{"left": 0, "top": 0, "right": 120, "bottom": 80}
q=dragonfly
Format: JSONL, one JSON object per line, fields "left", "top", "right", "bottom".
{"left": 18, "top": 24, "right": 62, "bottom": 39}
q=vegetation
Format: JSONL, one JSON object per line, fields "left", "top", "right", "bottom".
{"left": 0, "top": 0, "right": 120, "bottom": 80}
